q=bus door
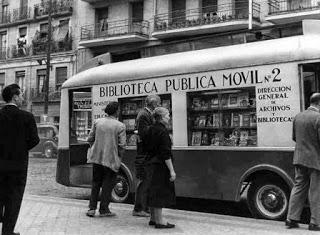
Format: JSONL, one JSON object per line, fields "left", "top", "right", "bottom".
{"left": 302, "top": 63, "right": 320, "bottom": 109}
{"left": 69, "top": 88, "right": 92, "bottom": 186}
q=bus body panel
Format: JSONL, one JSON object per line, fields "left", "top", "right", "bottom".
{"left": 57, "top": 144, "right": 295, "bottom": 202}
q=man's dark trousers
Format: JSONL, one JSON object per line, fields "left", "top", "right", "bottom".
{"left": 287, "top": 165, "right": 320, "bottom": 225}
{"left": 0, "top": 171, "right": 26, "bottom": 234}
{"left": 89, "top": 164, "right": 117, "bottom": 213}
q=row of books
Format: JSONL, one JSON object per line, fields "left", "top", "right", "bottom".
{"left": 192, "top": 112, "right": 257, "bottom": 128}
{"left": 121, "top": 99, "right": 172, "bottom": 115}
{"left": 123, "top": 119, "right": 136, "bottom": 131}
{"left": 191, "top": 92, "right": 256, "bottom": 110}
{"left": 191, "top": 130, "right": 257, "bottom": 146}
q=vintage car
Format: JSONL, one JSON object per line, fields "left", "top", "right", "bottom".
{"left": 30, "top": 124, "right": 59, "bottom": 158}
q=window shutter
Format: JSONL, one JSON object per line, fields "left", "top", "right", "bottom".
{"left": 0, "top": 73, "right": 5, "bottom": 84}
{"left": 56, "top": 67, "right": 67, "bottom": 85}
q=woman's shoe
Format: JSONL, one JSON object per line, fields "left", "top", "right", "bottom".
{"left": 155, "top": 223, "right": 175, "bottom": 229}
{"left": 148, "top": 220, "right": 156, "bottom": 226}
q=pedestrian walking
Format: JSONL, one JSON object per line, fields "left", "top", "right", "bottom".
{"left": 286, "top": 93, "right": 320, "bottom": 231}
{"left": 86, "top": 101, "right": 126, "bottom": 217}
{"left": 132, "top": 95, "right": 161, "bottom": 217}
{"left": 145, "top": 107, "right": 176, "bottom": 229}
{"left": 0, "top": 84, "right": 39, "bottom": 235}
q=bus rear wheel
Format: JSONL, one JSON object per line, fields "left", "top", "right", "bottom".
{"left": 111, "top": 174, "right": 130, "bottom": 203}
{"left": 247, "top": 179, "right": 289, "bottom": 220}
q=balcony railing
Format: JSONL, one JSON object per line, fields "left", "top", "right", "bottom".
{"left": 154, "top": 2, "right": 260, "bottom": 32}
{"left": 80, "top": 19, "right": 150, "bottom": 41}
{"left": 0, "top": 7, "right": 32, "bottom": 25}
{"left": 269, "top": 0, "right": 320, "bottom": 15}
{"left": 32, "top": 39, "right": 72, "bottom": 55}
{"left": 34, "top": 0, "right": 73, "bottom": 17}
{"left": 9, "top": 44, "right": 31, "bottom": 58}
{"left": 31, "top": 87, "right": 61, "bottom": 102}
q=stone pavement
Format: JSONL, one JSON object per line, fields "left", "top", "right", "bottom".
{"left": 0, "top": 194, "right": 314, "bottom": 235}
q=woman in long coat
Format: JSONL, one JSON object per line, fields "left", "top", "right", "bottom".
{"left": 145, "top": 107, "right": 176, "bottom": 229}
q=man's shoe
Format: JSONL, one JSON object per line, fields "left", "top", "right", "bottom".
{"left": 149, "top": 220, "right": 156, "bottom": 226}
{"left": 132, "top": 210, "right": 150, "bottom": 217}
{"left": 86, "top": 209, "right": 96, "bottom": 217}
{"left": 2, "top": 232, "right": 20, "bottom": 235}
{"left": 309, "top": 223, "right": 320, "bottom": 231}
{"left": 155, "top": 223, "right": 175, "bottom": 229}
{"left": 285, "top": 219, "right": 299, "bottom": 229}
{"left": 99, "top": 211, "right": 116, "bottom": 217}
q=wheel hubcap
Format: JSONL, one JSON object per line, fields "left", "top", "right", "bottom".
{"left": 256, "top": 184, "right": 287, "bottom": 218}
{"left": 112, "top": 176, "right": 129, "bottom": 202}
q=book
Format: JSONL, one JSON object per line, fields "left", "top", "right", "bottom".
{"left": 200, "top": 99, "right": 209, "bottom": 110}
{"left": 228, "top": 93, "right": 238, "bottom": 107}
{"left": 212, "top": 113, "right": 221, "bottom": 127}
{"left": 220, "top": 94, "right": 229, "bottom": 108}
{"left": 198, "top": 115, "right": 207, "bottom": 127}
{"left": 211, "top": 131, "right": 224, "bottom": 146}
{"left": 238, "top": 92, "right": 249, "bottom": 107}
{"left": 201, "top": 132, "right": 210, "bottom": 145}
{"left": 192, "top": 97, "right": 201, "bottom": 110}
{"left": 239, "top": 130, "right": 249, "bottom": 146}
{"left": 127, "top": 134, "right": 137, "bottom": 146}
{"left": 162, "top": 99, "right": 171, "bottom": 110}
{"left": 193, "top": 116, "right": 200, "bottom": 127}
{"left": 122, "top": 103, "right": 130, "bottom": 115}
{"left": 231, "top": 113, "right": 240, "bottom": 127}
{"left": 222, "top": 113, "right": 231, "bottom": 127}
{"left": 250, "top": 113, "right": 257, "bottom": 127}
{"left": 242, "top": 113, "right": 251, "bottom": 127}
{"left": 191, "top": 131, "right": 202, "bottom": 146}
{"left": 123, "top": 119, "right": 135, "bottom": 130}
{"left": 206, "top": 116, "right": 213, "bottom": 127}
{"left": 248, "top": 130, "right": 257, "bottom": 146}
{"left": 209, "top": 96, "right": 219, "bottom": 108}
{"left": 128, "top": 103, "right": 137, "bottom": 114}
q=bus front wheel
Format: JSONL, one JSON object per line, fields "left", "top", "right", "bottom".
{"left": 247, "top": 179, "right": 289, "bottom": 220}
{"left": 111, "top": 174, "right": 130, "bottom": 203}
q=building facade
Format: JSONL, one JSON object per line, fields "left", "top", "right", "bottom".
{"left": 1, "top": 0, "right": 320, "bottom": 124}
{"left": 0, "top": 0, "right": 75, "bottom": 124}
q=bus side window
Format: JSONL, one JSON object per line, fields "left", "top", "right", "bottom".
{"left": 302, "top": 64, "right": 320, "bottom": 109}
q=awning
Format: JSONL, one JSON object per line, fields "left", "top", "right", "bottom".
{"left": 52, "top": 22, "right": 69, "bottom": 41}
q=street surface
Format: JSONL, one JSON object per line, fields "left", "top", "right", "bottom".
{"left": 2, "top": 195, "right": 314, "bottom": 235}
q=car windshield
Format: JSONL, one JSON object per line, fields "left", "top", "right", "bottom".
{"left": 38, "top": 127, "right": 55, "bottom": 138}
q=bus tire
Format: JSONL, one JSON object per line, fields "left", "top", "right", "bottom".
{"left": 247, "top": 179, "right": 289, "bottom": 220}
{"left": 111, "top": 174, "right": 130, "bottom": 203}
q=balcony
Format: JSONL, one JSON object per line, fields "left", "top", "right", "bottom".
{"left": 152, "top": 2, "right": 261, "bottom": 39}
{"left": 31, "top": 87, "right": 61, "bottom": 103}
{"left": 79, "top": 19, "right": 150, "bottom": 47}
{"left": 34, "top": 0, "right": 73, "bottom": 18}
{"left": 266, "top": 0, "right": 320, "bottom": 24}
{"left": 0, "top": 7, "right": 32, "bottom": 26}
{"left": 9, "top": 44, "right": 31, "bottom": 58}
{"left": 32, "top": 40, "right": 72, "bottom": 55}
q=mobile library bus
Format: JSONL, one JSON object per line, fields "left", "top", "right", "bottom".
{"left": 56, "top": 21, "right": 320, "bottom": 220}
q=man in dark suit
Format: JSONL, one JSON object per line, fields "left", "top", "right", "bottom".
{"left": 286, "top": 93, "right": 320, "bottom": 231}
{"left": 0, "top": 84, "right": 39, "bottom": 235}
{"left": 132, "top": 95, "right": 161, "bottom": 217}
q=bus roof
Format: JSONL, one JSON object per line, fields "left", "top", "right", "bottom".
{"left": 63, "top": 34, "right": 320, "bottom": 89}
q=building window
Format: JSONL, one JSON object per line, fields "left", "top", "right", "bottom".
{"left": 1, "top": 4, "right": 8, "bottom": 24}
{"left": 55, "top": 67, "right": 67, "bottom": 90}
{"left": 202, "top": 0, "right": 217, "bottom": 15}
{"left": 171, "top": 0, "right": 186, "bottom": 23}
{"left": 40, "top": 23, "right": 48, "bottom": 39}
{"left": 96, "top": 7, "right": 108, "bottom": 33}
{"left": 17, "top": 27, "right": 27, "bottom": 56}
{"left": 0, "top": 72, "right": 4, "bottom": 99}
{"left": 131, "top": 2, "right": 143, "bottom": 22}
{"left": 36, "top": 69, "right": 46, "bottom": 94}
{"left": 15, "top": 71, "right": 25, "bottom": 92}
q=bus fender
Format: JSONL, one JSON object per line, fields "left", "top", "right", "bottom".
{"left": 236, "top": 164, "right": 294, "bottom": 201}
{"left": 119, "top": 162, "right": 134, "bottom": 192}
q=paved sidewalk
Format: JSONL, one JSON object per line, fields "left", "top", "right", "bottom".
{"left": 0, "top": 194, "right": 313, "bottom": 235}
